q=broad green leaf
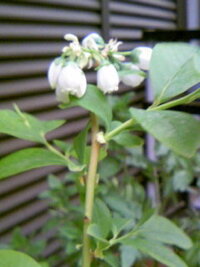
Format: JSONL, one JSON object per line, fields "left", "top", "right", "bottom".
{"left": 87, "top": 224, "right": 109, "bottom": 244}
{"left": 73, "top": 124, "right": 89, "bottom": 164}
{"left": 172, "top": 170, "right": 193, "bottom": 192}
{"left": 130, "top": 108, "right": 200, "bottom": 157}
{"left": 121, "top": 238, "right": 188, "bottom": 267}
{"left": 112, "top": 216, "right": 132, "bottom": 237}
{"left": 0, "top": 250, "right": 41, "bottom": 267}
{"left": 99, "top": 157, "right": 121, "bottom": 180}
{"left": 113, "top": 132, "right": 143, "bottom": 147}
{"left": 93, "top": 199, "right": 112, "bottom": 239}
{"left": 150, "top": 43, "right": 200, "bottom": 104}
{"left": 0, "top": 109, "right": 64, "bottom": 143}
{"left": 0, "top": 148, "right": 83, "bottom": 179}
{"left": 120, "top": 245, "right": 139, "bottom": 267}
{"left": 139, "top": 215, "right": 192, "bottom": 249}
{"left": 103, "top": 252, "right": 120, "bottom": 267}
{"left": 53, "top": 140, "right": 72, "bottom": 154}
{"left": 62, "top": 84, "right": 112, "bottom": 129}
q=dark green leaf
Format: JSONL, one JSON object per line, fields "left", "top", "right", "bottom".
{"left": 139, "top": 215, "right": 192, "bottom": 249}
{"left": 73, "top": 124, "right": 89, "bottom": 164}
{"left": 0, "top": 250, "right": 41, "bottom": 267}
{"left": 172, "top": 170, "right": 193, "bottom": 192}
{"left": 150, "top": 43, "right": 200, "bottom": 104}
{"left": 61, "top": 84, "right": 112, "bottom": 129}
{"left": 130, "top": 108, "right": 200, "bottom": 157}
{"left": 99, "top": 157, "right": 121, "bottom": 179}
{"left": 87, "top": 224, "right": 109, "bottom": 244}
{"left": 103, "top": 252, "right": 120, "bottom": 267}
{"left": 121, "top": 238, "right": 188, "bottom": 267}
{"left": 93, "top": 199, "right": 112, "bottom": 239}
{"left": 120, "top": 245, "right": 140, "bottom": 267}
{"left": 0, "top": 148, "right": 82, "bottom": 179}
{"left": 0, "top": 109, "right": 64, "bottom": 143}
{"left": 113, "top": 132, "right": 143, "bottom": 147}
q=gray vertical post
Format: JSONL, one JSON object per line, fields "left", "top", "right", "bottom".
{"left": 186, "top": 0, "right": 200, "bottom": 29}
{"left": 177, "top": 0, "right": 187, "bottom": 29}
{"left": 101, "top": 0, "right": 110, "bottom": 42}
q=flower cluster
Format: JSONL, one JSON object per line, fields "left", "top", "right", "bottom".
{"left": 48, "top": 33, "right": 152, "bottom": 103}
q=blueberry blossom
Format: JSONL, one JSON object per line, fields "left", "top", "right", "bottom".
{"left": 53, "top": 62, "right": 87, "bottom": 102}
{"left": 97, "top": 64, "right": 119, "bottom": 93}
{"left": 48, "top": 60, "right": 63, "bottom": 89}
{"left": 133, "top": 47, "right": 152, "bottom": 70}
{"left": 82, "top": 33, "right": 104, "bottom": 50}
{"left": 121, "top": 64, "right": 144, "bottom": 88}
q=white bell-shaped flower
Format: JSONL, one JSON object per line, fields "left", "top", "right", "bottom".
{"left": 48, "top": 60, "right": 63, "bottom": 89}
{"left": 121, "top": 64, "right": 144, "bottom": 88}
{"left": 56, "top": 62, "right": 87, "bottom": 102}
{"left": 97, "top": 64, "right": 119, "bottom": 94}
{"left": 134, "top": 47, "right": 152, "bottom": 70}
{"left": 82, "top": 33, "right": 104, "bottom": 50}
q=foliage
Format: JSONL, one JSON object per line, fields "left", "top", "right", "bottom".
{"left": 0, "top": 40, "right": 200, "bottom": 266}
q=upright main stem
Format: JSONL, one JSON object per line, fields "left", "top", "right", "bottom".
{"left": 82, "top": 114, "right": 100, "bottom": 267}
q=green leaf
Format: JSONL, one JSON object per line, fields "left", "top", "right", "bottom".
{"left": 120, "top": 245, "right": 140, "bottom": 267}
{"left": 121, "top": 238, "right": 188, "bottom": 267}
{"left": 99, "top": 157, "right": 121, "bottom": 179}
{"left": 93, "top": 199, "right": 112, "bottom": 239}
{"left": 0, "top": 109, "right": 64, "bottom": 143}
{"left": 130, "top": 108, "right": 200, "bottom": 157}
{"left": 150, "top": 43, "right": 200, "bottom": 104}
{"left": 103, "top": 252, "right": 120, "bottom": 267}
{"left": 172, "top": 170, "right": 193, "bottom": 192}
{"left": 0, "top": 148, "right": 69, "bottom": 179}
{"left": 139, "top": 215, "right": 192, "bottom": 249}
{"left": 73, "top": 124, "right": 89, "bottom": 164}
{"left": 113, "top": 132, "right": 143, "bottom": 147}
{"left": 87, "top": 224, "right": 109, "bottom": 244}
{"left": 0, "top": 250, "right": 41, "bottom": 267}
{"left": 112, "top": 216, "right": 132, "bottom": 238}
{"left": 61, "top": 84, "right": 112, "bottom": 129}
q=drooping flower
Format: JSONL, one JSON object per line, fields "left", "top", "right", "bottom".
{"left": 55, "top": 62, "right": 87, "bottom": 102}
{"left": 134, "top": 47, "right": 152, "bottom": 70}
{"left": 82, "top": 33, "right": 104, "bottom": 50}
{"left": 48, "top": 60, "right": 63, "bottom": 89}
{"left": 97, "top": 64, "right": 119, "bottom": 93}
{"left": 121, "top": 64, "right": 145, "bottom": 88}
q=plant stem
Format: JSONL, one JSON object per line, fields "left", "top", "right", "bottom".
{"left": 105, "top": 118, "right": 135, "bottom": 141}
{"left": 82, "top": 113, "right": 100, "bottom": 267}
{"left": 148, "top": 88, "right": 200, "bottom": 111}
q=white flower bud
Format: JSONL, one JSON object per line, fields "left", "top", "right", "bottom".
{"left": 121, "top": 64, "right": 144, "bottom": 88}
{"left": 134, "top": 47, "right": 152, "bottom": 70}
{"left": 56, "top": 63, "right": 87, "bottom": 102}
{"left": 64, "top": 33, "right": 79, "bottom": 43}
{"left": 48, "top": 60, "right": 62, "bottom": 89}
{"left": 97, "top": 64, "right": 119, "bottom": 94}
{"left": 82, "top": 33, "right": 104, "bottom": 50}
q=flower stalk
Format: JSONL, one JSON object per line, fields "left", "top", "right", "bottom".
{"left": 82, "top": 113, "right": 100, "bottom": 267}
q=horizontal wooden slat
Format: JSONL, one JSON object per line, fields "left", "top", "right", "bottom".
{"left": 111, "top": 28, "right": 142, "bottom": 40}
{"left": 111, "top": 15, "right": 176, "bottom": 29}
{"left": 0, "top": 0, "right": 100, "bottom": 10}
{"left": 0, "top": 4, "right": 100, "bottom": 24}
{"left": 125, "top": 0, "right": 176, "bottom": 10}
{"left": 0, "top": 59, "right": 49, "bottom": 78}
{"left": 110, "top": 2, "right": 176, "bottom": 20}
{"left": 0, "top": 200, "right": 48, "bottom": 233}
{"left": 0, "top": 42, "right": 65, "bottom": 59}
{"left": 0, "top": 166, "right": 64, "bottom": 196}
{"left": 0, "top": 24, "right": 100, "bottom": 40}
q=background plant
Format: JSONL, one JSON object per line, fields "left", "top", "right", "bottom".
{"left": 0, "top": 34, "right": 200, "bottom": 267}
